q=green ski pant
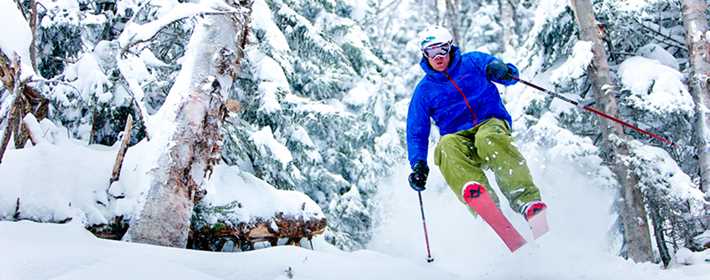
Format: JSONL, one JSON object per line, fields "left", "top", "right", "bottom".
{"left": 434, "top": 118, "right": 541, "bottom": 214}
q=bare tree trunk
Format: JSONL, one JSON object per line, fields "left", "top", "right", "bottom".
{"left": 570, "top": 0, "right": 654, "bottom": 262}
{"left": 682, "top": 0, "right": 710, "bottom": 195}
{"left": 109, "top": 114, "right": 133, "bottom": 185}
{"left": 0, "top": 99, "right": 18, "bottom": 164}
{"left": 123, "top": 2, "right": 251, "bottom": 248}
{"left": 432, "top": 0, "right": 441, "bottom": 25}
{"left": 29, "top": 0, "right": 37, "bottom": 71}
{"left": 445, "top": 0, "right": 461, "bottom": 47}
{"left": 649, "top": 199, "right": 671, "bottom": 268}
{"left": 499, "top": 0, "right": 518, "bottom": 51}
{"left": 0, "top": 51, "right": 21, "bottom": 164}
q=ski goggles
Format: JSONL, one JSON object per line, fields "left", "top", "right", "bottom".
{"left": 422, "top": 42, "right": 452, "bottom": 58}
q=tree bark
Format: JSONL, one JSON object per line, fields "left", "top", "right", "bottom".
{"left": 0, "top": 51, "right": 21, "bottom": 164}
{"left": 444, "top": 0, "right": 461, "bottom": 48}
{"left": 29, "top": 0, "right": 37, "bottom": 71}
{"left": 0, "top": 98, "right": 18, "bottom": 164}
{"left": 570, "top": 0, "right": 654, "bottom": 262}
{"left": 123, "top": 1, "right": 251, "bottom": 248}
{"left": 682, "top": 0, "right": 710, "bottom": 195}
{"left": 649, "top": 199, "right": 671, "bottom": 268}
{"left": 109, "top": 114, "right": 133, "bottom": 185}
{"left": 499, "top": 0, "right": 519, "bottom": 51}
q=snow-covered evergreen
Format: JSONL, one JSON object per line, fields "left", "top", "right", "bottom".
{"left": 0, "top": 0, "right": 709, "bottom": 278}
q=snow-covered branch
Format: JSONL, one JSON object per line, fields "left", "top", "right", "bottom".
{"left": 118, "top": 2, "right": 244, "bottom": 55}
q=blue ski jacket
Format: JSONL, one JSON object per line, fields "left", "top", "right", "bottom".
{"left": 406, "top": 46, "right": 518, "bottom": 169}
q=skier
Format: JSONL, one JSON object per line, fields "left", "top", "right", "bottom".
{"left": 406, "top": 26, "right": 546, "bottom": 222}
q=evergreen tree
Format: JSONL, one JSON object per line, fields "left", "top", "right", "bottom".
{"left": 222, "top": 0, "right": 403, "bottom": 249}
{"left": 513, "top": 0, "right": 708, "bottom": 261}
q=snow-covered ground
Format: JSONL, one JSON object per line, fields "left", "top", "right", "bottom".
{"left": 369, "top": 149, "right": 709, "bottom": 279}
{"left": 1, "top": 137, "right": 708, "bottom": 279}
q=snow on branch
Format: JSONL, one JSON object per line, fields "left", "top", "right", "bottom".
{"left": 550, "top": 40, "right": 593, "bottom": 86}
{"left": 118, "top": 1, "right": 245, "bottom": 54}
{"left": 632, "top": 18, "right": 688, "bottom": 51}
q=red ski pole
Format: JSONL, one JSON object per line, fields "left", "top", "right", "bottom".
{"left": 417, "top": 191, "right": 435, "bottom": 263}
{"left": 512, "top": 76, "right": 676, "bottom": 147}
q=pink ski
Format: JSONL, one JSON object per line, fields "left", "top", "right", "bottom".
{"left": 528, "top": 210, "right": 549, "bottom": 239}
{"left": 525, "top": 204, "right": 549, "bottom": 240}
{"left": 462, "top": 182, "right": 527, "bottom": 252}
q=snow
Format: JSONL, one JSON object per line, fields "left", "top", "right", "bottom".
{"left": 673, "top": 248, "right": 697, "bottom": 266}
{"left": 38, "top": 0, "right": 80, "bottom": 28}
{"left": 117, "top": 54, "right": 153, "bottom": 130}
{"left": 618, "top": 56, "right": 695, "bottom": 114}
{"left": 637, "top": 44, "right": 679, "bottom": 70}
{"left": 247, "top": 48, "right": 289, "bottom": 113}
{"left": 343, "top": 80, "right": 376, "bottom": 107}
{"left": 629, "top": 143, "right": 705, "bottom": 202}
{"left": 64, "top": 53, "right": 112, "bottom": 103}
{"left": 203, "top": 165, "right": 323, "bottom": 222}
{"left": 284, "top": 93, "right": 351, "bottom": 116}
{"left": 251, "top": 0, "right": 290, "bottom": 53}
{"left": 1, "top": 139, "right": 709, "bottom": 279}
{"left": 550, "top": 40, "right": 593, "bottom": 85}
{"left": 615, "top": 0, "right": 665, "bottom": 13}
{"left": 0, "top": 0, "right": 36, "bottom": 79}
{"left": 252, "top": 126, "right": 293, "bottom": 168}
{"left": 1, "top": 0, "right": 709, "bottom": 278}
{"left": 0, "top": 125, "right": 322, "bottom": 232}
{"left": 139, "top": 48, "right": 169, "bottom": 68}
{"left": 292, "top": 126, "right": 316, "bottom": 147}
{"left": 118, "top": 0, "right": 241, "bottom": 50}
{"left": 21, "top": 114, "right": 43, "bottom": 144}
{"left": 528, "top": 0, "right": 570, "bottom": 38}
{"left": 368, "top": 139, "right": 709, "bottom": 280}
{"left": 0, "top": 220, "right": 457, "bottom": 280}
{"left": 0, "top": 139, "right": 115, "bottom": 225}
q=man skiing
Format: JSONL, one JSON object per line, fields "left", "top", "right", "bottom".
{"left": 406, "top": 26, "right": 546, "bottom": 223}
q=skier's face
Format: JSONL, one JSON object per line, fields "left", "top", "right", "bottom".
{"left": 422, "top": 42, "right": 452, "bottom": 72}
{"left": 427, "top": 53, "right": 450, "bottom": 72}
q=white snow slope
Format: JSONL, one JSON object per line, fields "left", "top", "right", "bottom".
{"left": 1, "top": 136, "right": 709, "bottom": 279}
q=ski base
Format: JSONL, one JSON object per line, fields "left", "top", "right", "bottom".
{"left": 528, "top": 208, "right": 549, "bottom": 239}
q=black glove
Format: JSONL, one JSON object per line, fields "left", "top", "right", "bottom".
{"left": 485, "top": 59, "right": 513, "bottom": 82}
{"left": 408, "top": 161, "right": 429, "bottom": 192}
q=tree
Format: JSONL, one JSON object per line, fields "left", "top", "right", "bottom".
{"left": 570, "top": 0, "right": 653, "bottom": 262}
{"left": 499, "top": 0, "right": 518, "bottom": 51}
{"left": 682, "top": 0, "right": 710, "bottom": 195}
{"left": 0, "top": 1, "right": 46, "bottom": 163}
{"left": 123, "top": 0, "right": 252, "bottom": 248}
{"left": 444, "top": 0, "right": 461, "bottom": 47}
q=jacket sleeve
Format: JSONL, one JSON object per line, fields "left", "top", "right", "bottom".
{"left": 406, "top": 85, "right": 431, "bottom": 170}
{"left": 468, "top": 52, "right": 519, "bottom": 86}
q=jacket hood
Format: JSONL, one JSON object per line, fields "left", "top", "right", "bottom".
{"left": 419, "top": 45, "right": 463, "bottom": 82}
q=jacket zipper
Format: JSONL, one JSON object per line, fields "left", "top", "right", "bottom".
{"left": 443, "top": 71, "right": 478, "bottom": 126}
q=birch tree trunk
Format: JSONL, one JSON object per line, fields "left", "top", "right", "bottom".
{"left": 570, "top": 0, "right": 654, "bottom": 262}
{"left": 499, "top": 0, "right": 518, "bottom": 51}
{"left": 444, "top": 0, "right": 461, "bottom": 47}
{"left": 123, "top": 1, "right": 251, "bottom": 248}
{"left": 682, "top": 0, "right": 710, "bottom": 195}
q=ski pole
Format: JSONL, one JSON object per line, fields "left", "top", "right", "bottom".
{"left": 512, "top": 76, "right": 676, "bottom": 147}
{"left": 417, "top": 191, "right": 435, "bottom": 263}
